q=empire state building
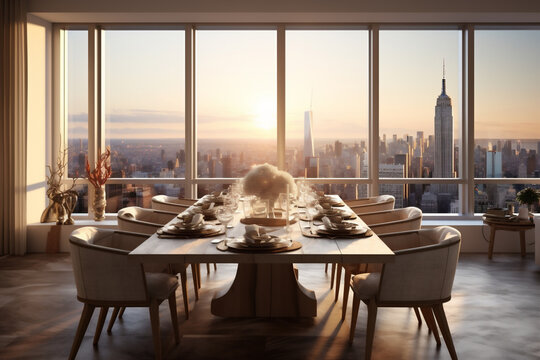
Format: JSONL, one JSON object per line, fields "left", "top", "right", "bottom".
{"left": 433, "top": 67, "right": 454, "bottom": 190}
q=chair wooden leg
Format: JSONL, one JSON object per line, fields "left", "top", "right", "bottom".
{"left": 191, "top": 264, "right": 199, "bottom": 300}
{"left": 206, "top": 263, "right": 210, "bottom": 274}
{"left": 107, "top": 307, "right": 120, "bottom": 333}
{"left": 93, "top": 307, "right": 109, "bottom": 345}
{"left": 421, "top": 306, "right": 441, "bottom": 345}
{"left": 179, "top": 267, "right": 189, "bottom": 320}
{"left": 149, "top": 300, "right": 162, "bottom": 360}
{"left": 118, "top": 307, "right": 126, "bottom": 318}
{"left": 348, "top": 293, "right": 361, "bottom": 343}
{"left": 341, "top": 268, "right": 352, "bottom": 321}
{"left": 69, "top": 304, "right": 95, "bottom": 360}
{"left": 432, "top": 303, "right": 458, "bottom": 360}
{"left": 334, "top": 264, "right": 343, "bottom": 302}
{"left": 330, "top": 263, "right": 336, "bottom": 289}
{"left": 325, "top": 263, "right": 329, "bottom": 273}
{"left": 214, "top": 263, "right": 217, "bottom": 271}
{"left": 168, "top": 292, "right": 180, "bottom": 344}
{"left": 413, "top": 307, "right": 422, "bottom": 326}
{"left": 365, "top": 298, "right": 378, "bottom": 360}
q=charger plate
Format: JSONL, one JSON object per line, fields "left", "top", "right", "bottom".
{"left": 217, "top": 240, "right": 302, "bottom": 253}
{"left": 157, "top": 224, "right": 224, "bottom": 239}
{"left": 301, "top": 226, "right": 373, "bottom": 239}
{"left": 240, "top": 217, "right": 298, "bottom": 226}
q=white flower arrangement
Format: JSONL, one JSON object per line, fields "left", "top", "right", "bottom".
{"left": 242, "top": 163, "right": 297, "bottom": 202}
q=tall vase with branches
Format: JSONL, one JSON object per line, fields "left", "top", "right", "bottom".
{"left": 86, "top": 147, "right": 112, "bottom": 221}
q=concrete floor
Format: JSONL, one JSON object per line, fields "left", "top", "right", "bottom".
{"left": 0, "top": 254, "right": 539, "bottom": 359}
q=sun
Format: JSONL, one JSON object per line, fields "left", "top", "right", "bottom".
{"left": 253, "top": 98, "right": 277, "bottom": 131}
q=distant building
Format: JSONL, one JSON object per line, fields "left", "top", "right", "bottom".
{"left": 304, "top": 111, "right": 315, "bottom": 158}
{"left": 304, "top": 110, "right": 319, "bottom": 177}
{"left": 486, "top": 150, "right": 502, "bottom": 178}
{"left": 379, "top": 164, "right": 405, "bottom": 208}
{"left": 433, "top": 66, "right": 454, "bottom": 182}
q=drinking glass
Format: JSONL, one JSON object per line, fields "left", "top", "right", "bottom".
{"left": 305, "top": 197, "right": 319, "bottom": 231}
{"left": 216, "top": 207, "right": 234, "bottom": 238}
{"left": 251, "top": 199, "right": 269, "bottom": 218}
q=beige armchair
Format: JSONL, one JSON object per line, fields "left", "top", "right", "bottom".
{"left": 338, "top": 207, "right": 423, "bottom": 317}
{"left": 117, "top": 206, "right": 200, "bottom": 319}
{"left": 69, "top": 227, "right": 180, "bottom": 360}
{"left": 151, "top": 195, "right": 196, "bottom": 213}
{"left": 345, "top": 195, "right": 395, "bottom": 214}
{"left": 327, "top": 195, "right": 396, "bottom": 285}
{"left": 348, "top": 226, "right": 461, "bottom": 360}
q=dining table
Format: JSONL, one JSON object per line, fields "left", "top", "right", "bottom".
{"left": 128, "top": 195, "right": 394, "bottom": 318}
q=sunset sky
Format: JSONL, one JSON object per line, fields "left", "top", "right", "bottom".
{"left": 67, "top": 29, "right": 540, "bottom": 141}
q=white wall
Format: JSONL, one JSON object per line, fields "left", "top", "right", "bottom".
{"left": 26, "top": 15, "right": 52, "bottom": 224}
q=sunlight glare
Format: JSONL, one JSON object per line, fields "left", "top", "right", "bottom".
{"left": 253, "top": 98, "right": 276, "bottom": 131}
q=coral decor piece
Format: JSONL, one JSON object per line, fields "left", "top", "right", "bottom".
{"left": 86, "top": 147, "right": 112, "bottom": 188}
{"left": 86, "top": 147, "right": 112, "bottom": 221}
{"left": 242, "top": 163, "right": 297, "bottom": 204}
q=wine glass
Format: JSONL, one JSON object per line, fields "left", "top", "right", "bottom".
{"left": 216, "top": 207, "right": 234, "bottom": 239}
{"left": 305, "top": 196, "right": 319, "bottom": 232}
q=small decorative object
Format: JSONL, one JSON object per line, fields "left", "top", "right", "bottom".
{"left": 516, "top": 187, "right": 539, "bottom": 220}
{"left": 242, "top": 163, "right": 297, "bottom": 206}
{"left": 86, "top": 147, "right": 112, "bottom": 221}
{"left": 40, "top": 148, "right": 78, "bottom": 225}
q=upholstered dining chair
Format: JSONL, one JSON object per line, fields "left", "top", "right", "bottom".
{"left": 337, "top": 207, "right": 423, "bottom": 315}
{"left": 69, "top": 227, "right": 180, "bottom": 360}
{"left": 117, "top": 206, "right": 200, "bottom": 319}
{"left": 150, "top": 197, "right": 217, "bottom": 274}
{"left": 326, "top": 195, "right": 396, "bottom": 285}
{"left": 151, "top": 195, "right": 196, "bottom": 213}
{"left": 345, "top": 195, "right": 396, "bottom": 214}
{"left": 348, "top": 226, "right": 461, "bottom": 360}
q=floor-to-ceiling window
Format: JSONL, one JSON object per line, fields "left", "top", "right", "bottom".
{"left": 474, "top": 29, "right": 540, "bottom": 213}
{"left": 56, "top": 24, "right": 540, "bottom": 217}
{"left": 286, "top": 29, "right": 369, "bottom": 200}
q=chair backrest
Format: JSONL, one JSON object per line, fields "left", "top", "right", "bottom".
{"left": 151, "top": 195, "right": 196, "bottom": 212}
{"left": 118, "top": 206, "right": 178, "bottom": 235}
{"left": 377, "top": 226, "right": 461, "bottom": 304}
{"left": 69, "top": 227, "right": 149, "bottom": 303}
{"left": 360, "top": 207, "right": 422, "bottom": 235}
{"left": 346, "top": 195, "right": 395, "bottom": 214}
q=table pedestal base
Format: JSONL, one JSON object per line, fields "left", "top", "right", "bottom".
{"left": 211, "top": 263, "right": 317, "bottom": 317}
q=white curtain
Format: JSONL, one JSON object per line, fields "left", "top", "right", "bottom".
{"left": 1, "top": 0, "right": 27, "bottom": 255}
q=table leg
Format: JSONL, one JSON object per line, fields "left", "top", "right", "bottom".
{"left": 211, "top": 263, "right": 317, "bottom": 317}
{"left": 520, "top": 230, "right": 526, "bottom": 258}
{"left": 488, "top": 226, "right": 496, "bottom": 260}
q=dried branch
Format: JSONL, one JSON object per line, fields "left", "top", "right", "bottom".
{"left": 86, "top": 147, "right": 112, "bottom": 188}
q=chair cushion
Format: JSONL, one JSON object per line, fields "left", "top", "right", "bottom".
{"left": 145, "top": 272, "right": 179, "bottom": 300}
{"left": 351, "top": 272, "right": 380, "bottom": 300}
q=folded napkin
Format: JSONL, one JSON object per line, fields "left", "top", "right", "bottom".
{"left": 244, "top": 224, "right": 274, "bottom": 245}
{"left": 178, "top": 213, "right": 204, "bottom": 230}
{"left": 322, "top": 216, "right": 357, "bottom": 231}
{"left": 189, "top": 202, "right": 216, "bottom": 215}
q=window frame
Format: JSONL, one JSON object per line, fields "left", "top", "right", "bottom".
{"left": 53, "top": 23, "right": 540, "bottom": 218}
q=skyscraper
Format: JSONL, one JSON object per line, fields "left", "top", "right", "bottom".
{"left": 433, "top": 65, "right": 454, "bottom": 180}
{"left": 304, "top": 110, "right": 319, "bottom": 177}
{"left": 304, "top": 111, "right": 315, "bottom": 158}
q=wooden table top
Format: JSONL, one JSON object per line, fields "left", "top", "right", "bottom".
{"left": 129, "top": 197, "right": 394, "bottom": 264}
{"left": 482, "top": 215, "right": 535, "bottom": 228}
